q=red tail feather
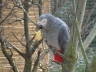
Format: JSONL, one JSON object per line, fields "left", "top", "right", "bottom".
{"left": 53, "top": 50, "right": 63, "bottom": 63}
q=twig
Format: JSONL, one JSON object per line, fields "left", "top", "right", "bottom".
{"left": 30, "top": 40, "right": 42, "bottom": 55}
{"left": 76, "top": 0, "right": 87, "bottom": 27}
{"left": 15, "top": 0, "right": 37, "bottom": 26}
{"left": 11, "top": 32, "right": 26, "bottom": 47}
{"left": 0, "top": 36, "right": 25, "bottom": 58}
{"left": 0, "top": 5, "right": 15, "bottom": 25}
{"left": 83, "top": 22, "right": 96, "bottom": 50}
{"left": 75, "top": 20, "right": 88, "bottom": 65}
{"left": 32, "top": 49, "right": 41, "bottom": 72}
{"left": 7, "top": 17, "right": 23, "bottom": 24}
{"left": 0, "top": 36, "right": 19, "bottom": 72}
{"left": 39, "top": 49, "right": 49, "bottom": 61}
{"left": 28, "top": 33, "right": 36, "bottom": 47}
{"left": 7, "top": 41, "right": 25, "bottom": 58}
{"left": 39, "top": 64, "right": 48, "bottom": 72}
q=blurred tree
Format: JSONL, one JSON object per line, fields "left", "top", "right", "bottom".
{"left": 50, "top": 0, "right": 96, "bottom": 72}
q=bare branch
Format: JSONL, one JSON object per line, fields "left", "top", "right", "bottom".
{"left": 11, "top": 32, "right": 26, "bottom": 47}
{"left": 30, "top": 40, "right": 42, "bottom": 55}
{"left": 39, "top": 64, "right": 48, "bottom": 72}
{"left": 75, "top": 20, "right": 88, "bottom": 65}
{"left": 15, "top": 0, "right": 36, "bottom": 26}
{"left": 76, "top": 0, "right": 87, "bottom": 26}
{"left": 0, "top": 36, "right": 19, "bottom": 72}
{"left": 0, "top": 36, "right": 25, "bottom": 58}
{"left": 7, "top": 41, "right": 25, "bottom": 58}
{"left": 32, "top": 49, "right": 41, "bottom": 72}
{"left": 0, "top": 6, "right": 15, "bottom": 25}
{"left": 83, "top": 22, "right": 96, "bottom": 50}
{"left": 39, "top": 49, "right": 49, "bottom": 61}
{"left": 28, "top": 34, "right": 36, "bottom": 47}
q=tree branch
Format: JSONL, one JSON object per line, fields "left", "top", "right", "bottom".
{"left": 0, "top": 6, "right": 15, "bottom": 25}
{"left": 83, "top": 22, "right": 96, "bottom": 50}
{"left": 30, "top": 40, "right": 42, "bottom": 55}
{"left": 7, "top": 41, "right": 25, "bottom": 58}
{"left": 15, "top": 0, "right": 36, "bottom": 26}
{"left": 23, "top": 0, "right": 30, "bottom": 52}
{"left": 0, "top": 36, "right": 19, "bottom": 72}
{"left": 75, "top": 20, "right": 88, "bottom": 65}
{"left": 39, "top": 49, "right": 49, "bottom": 61}
{"left": 11, "top": 32, "right": 26, "bottom": 47}
{"left": 32, "top": 49, "right": 41, "bottom": 72}
{"left": 0, "top": 36, "right": 25, "bottom": 58}
{"left": 76, "top": 0, "right": 87, "bottom": 26}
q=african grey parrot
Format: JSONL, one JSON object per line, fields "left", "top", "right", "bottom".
{"left": 37, "top": 13, "right": 70, "bottom": 63}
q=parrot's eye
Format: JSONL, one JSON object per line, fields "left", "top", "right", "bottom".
{"left": 37, "top": 19, "right": 47, "bottom": 29}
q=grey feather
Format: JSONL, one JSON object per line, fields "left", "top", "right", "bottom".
{"left": 58, "top": 25, "right": 70, "bottom": 51}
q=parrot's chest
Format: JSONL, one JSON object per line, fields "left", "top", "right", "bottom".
{"left": 43, "top": 30, "right": 60, "bottom": 50}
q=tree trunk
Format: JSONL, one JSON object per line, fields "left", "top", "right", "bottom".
{"left": 23, "top": 0, "right": 32, "bottom": 72}
{"left": 23, "top": 58, "right": 32, "bottom": 72}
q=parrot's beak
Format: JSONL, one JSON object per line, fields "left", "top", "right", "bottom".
{"left": 36, "top": 21, "right": 43, "bottom": 30}
{"left": 37, "top": 24, "right": 43, "bottom": 29}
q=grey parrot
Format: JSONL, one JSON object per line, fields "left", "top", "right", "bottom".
{"left": 37, "top": 13, "right": 70, "bottom": 63}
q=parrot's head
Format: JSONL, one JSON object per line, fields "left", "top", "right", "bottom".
{"left": 37, "top": 13, "right": 56, "bottom": 31}
{"left": 37, "top": 18, "right": 47, "bottom": 30}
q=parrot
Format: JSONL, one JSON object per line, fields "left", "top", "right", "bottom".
{"left": 37, "top": 13, "right": 70, "bottom": 64}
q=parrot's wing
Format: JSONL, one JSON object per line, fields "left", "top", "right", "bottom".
{"left": 58, "top": 25, "right": 70, "bottom": 51}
